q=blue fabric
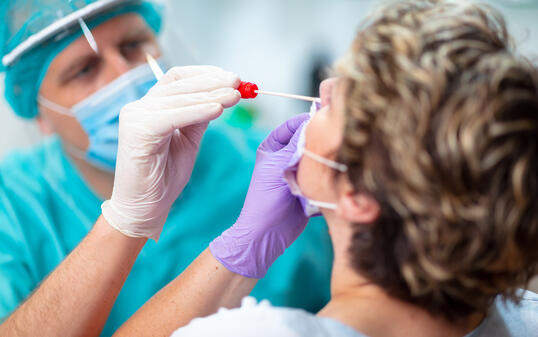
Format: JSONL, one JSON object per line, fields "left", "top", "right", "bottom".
{"left": 1, "top": 1, "right": 162, "bottom": 119}
{"left": 0, "top": 123, "right": 333, "bottom": 336}
{"left": 172, "top": 292, "right": 538, "bottom": 337}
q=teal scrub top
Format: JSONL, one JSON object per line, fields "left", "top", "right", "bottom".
{"left": 0, "top": 122, "right": 333, "bottom": 336}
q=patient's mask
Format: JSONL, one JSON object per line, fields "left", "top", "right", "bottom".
{"left": 38, "top": 62, "right": 158, "bottom": 172}
{"left": 283, "top": 103, "right": 348, "bottom": 217}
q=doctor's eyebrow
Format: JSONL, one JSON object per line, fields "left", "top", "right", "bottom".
{"left": 122, "top": 25, "right": 154, "bottom": 41}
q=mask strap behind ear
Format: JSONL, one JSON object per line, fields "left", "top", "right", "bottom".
{"left": 38, "top": 96, "right": 74, "bottom": 116}
{"left": 303, "top": 149, "right": 348, "bottom": 173}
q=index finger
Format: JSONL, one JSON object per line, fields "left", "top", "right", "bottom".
{"left": 260, "top": 113, "right": 310, "bottom": 152}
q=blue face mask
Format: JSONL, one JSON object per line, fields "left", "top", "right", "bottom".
{"left": 38, "top": 62, "right": 158, "bottom": 172}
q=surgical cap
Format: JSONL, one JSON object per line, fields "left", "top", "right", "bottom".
{"left": 0, "top": 0, "right": 163, "bottom": 119}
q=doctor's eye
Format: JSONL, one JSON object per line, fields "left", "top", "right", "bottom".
{"left": 70, "top": 58, "right": 100, "bottom": 82}
{"left": 120, "top": 38, "right": 148, "bottom": 61}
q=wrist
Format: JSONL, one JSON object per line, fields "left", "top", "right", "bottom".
{"left": 101, "top": 200, "right": 164, "bottom": 241}
{"left": 209, "top": 226, "right": 283, "bottom": 279}
{"left": 97, "top": 211, "right": 148, "bottom": 245}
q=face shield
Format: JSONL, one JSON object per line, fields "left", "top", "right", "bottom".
{"left": 2, "top": 0, "right": 146, "bottom": 67}
{"left": 0, "top": 0, "right": 163, "bottom": 118}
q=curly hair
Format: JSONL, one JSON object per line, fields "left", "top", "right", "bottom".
{"left": 335, "top": 0, "right": 538, "bottom": 322}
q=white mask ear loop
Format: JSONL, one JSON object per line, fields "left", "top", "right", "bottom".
{"left": 303, "top": 149, "right": 348, "bottom": 173}
{"left": 301, "top": 147, "right": 348, "bottom": 212}
{"left": 38, "top": 96, "right": 74, "bottom": 116}
{"left": 303, "top": 149, "right": 347, "bottom": 211}
{"left": 37, "top": 96, "right": 88, "bottom": 161}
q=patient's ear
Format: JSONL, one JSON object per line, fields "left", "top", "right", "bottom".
{"left": 335, "top": 185, "right": 380, "bottom": 224}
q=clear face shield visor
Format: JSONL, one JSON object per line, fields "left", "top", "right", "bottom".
{"left": 2, "top": 0, "right": 143, "bottom": 68}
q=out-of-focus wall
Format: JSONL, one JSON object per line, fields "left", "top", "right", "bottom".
{"left": 159, "top": 0, "right": 538, "bottom": 129}
{"left": 159, "top": 0, "right": 379, "bottom": 129}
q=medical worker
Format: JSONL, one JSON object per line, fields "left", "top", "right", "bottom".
{"left": 0, "top": 1, "right": 332, "bottom": 335}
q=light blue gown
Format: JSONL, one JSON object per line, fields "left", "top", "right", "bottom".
{"left": 0, "top": 122, "right": 333, "bottom": 336}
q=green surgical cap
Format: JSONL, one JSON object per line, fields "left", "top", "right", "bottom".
{"left": 0, "top": 0, "right": 163, "bottom": 119}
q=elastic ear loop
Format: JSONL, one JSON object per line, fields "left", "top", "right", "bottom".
{"left": 303, "top": 149, "right": 348, "bottom": 173}
{"left": 37, "top": 96, "right": 74, "bottom": 116}
{"left": 37, "top": 96, "right": 88, "bottom": 161}
{"left": 302, "top": 149, "right": 348, "bottom": 211}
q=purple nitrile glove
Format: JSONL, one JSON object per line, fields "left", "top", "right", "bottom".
{"left": 209, "top": 113, "right": 310, "bottom": 278}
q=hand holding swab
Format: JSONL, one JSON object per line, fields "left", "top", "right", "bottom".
{"left": 143, "top": 61, "right": 322, "bottom": 104}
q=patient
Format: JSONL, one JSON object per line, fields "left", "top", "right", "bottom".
{"left": 114, "top": 1, "right": 538, "bottom": 336}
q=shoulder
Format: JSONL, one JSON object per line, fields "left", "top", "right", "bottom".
{"left": 472, "top": 290, "right": 538, "bottom": 337}
{"left": 496, "top": 290, "right": 538, "bottom": 333}
{"left": 171, "top": 297, "right": 362, "bottom": 337}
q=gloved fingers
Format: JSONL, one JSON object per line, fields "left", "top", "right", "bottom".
{"left": 150, "top": 103, "right": 224, "bottom": 136}
{"left": 170, "top": 122, "right": 209, "bottom": 152}
{"left": 285, "top": 120, "right": 307, "bottom": 149}
{"left": 158, "top": 65, "right": 229, "bottom": 85}
{"left": 150, "top": 71, "right": 240, "bottom": 96}
{"left": 260, "top": 113, "right": 310, "bottom": 152}
{"left": 142, "top": 88, "right": 240, "bottom": 110}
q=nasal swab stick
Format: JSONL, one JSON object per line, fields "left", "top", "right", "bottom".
{"left": 146, "top": 53, "right": 164, "bottom": 80}
{"left": 255, "top": 89, "right": 321, "bottom": 103}
{"left": 238, "top": 81, "right": 321, "bottom": 103}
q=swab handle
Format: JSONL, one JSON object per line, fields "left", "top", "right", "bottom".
{"left": 238, "top": 80, "right": 322, "bottom": 103}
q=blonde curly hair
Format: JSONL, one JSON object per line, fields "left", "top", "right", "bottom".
{"left": 336, "top": 0, "right": 538, "bottom": 321}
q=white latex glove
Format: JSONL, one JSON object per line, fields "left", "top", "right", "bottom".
{"left": 102, "top": 65, "right": 241, "bottom": 240}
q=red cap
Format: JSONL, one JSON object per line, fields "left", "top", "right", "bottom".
{"left": 238, "top": 81, "right": 258, "bottom": 99}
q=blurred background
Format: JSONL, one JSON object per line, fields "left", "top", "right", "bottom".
{"left": 0, "top": 0, "right": 537, "bottom": 289}
{"left": 1, "top": 0, "right": 538, "bottom": 158}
